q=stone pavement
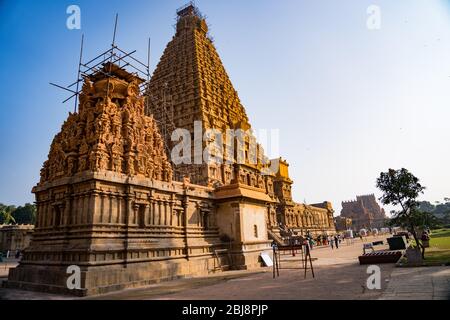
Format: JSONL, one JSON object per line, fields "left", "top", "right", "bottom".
{"left": 378, "top": 266, "right": 450, "bottom": 300}
{"left": 1, "top": 236, "right": 449, "bottom": 300}
{"left": 95, "top": 237, "right": 394, "bottom": 300}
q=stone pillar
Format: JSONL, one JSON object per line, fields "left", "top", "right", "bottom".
{"left": 83, "top": 194, "right": 89, "bottom": 225}
{"left": 157, "top": 200, "right": 162, "bottom": 225}
{"left": 144, "top": 204, "right": 150, "bottom": 227}
{"left": 123, "top": 195, "right": 128, "bottom": 224}
{"left": 110, "top": 194, "right": 117, "bottom": 224}
{"left": 108, "top": 194, "right": 113, "bottom": 224}
{"left": 88, "top": 193, "right": 95, "bottom": 224}
{"left": 133, "top": 203, "right": 139, "bottom": 226}
{"left": 78, "top": 195, "right": 84, "bottom": 225}
{"left": 118, "top": 195, "right": 124, "bottom": 224}
{"left": 37, "top": 203, "right": 43, "bottom": 228}
{"left": 70, "top": 198, "right": 76, "bottom": 225}
{"left": 93, "top": 192, "right": 101, "bottom": 224}
{"left": 163, "top": 200, "right": 168, "bottom": 225}
{"left": 46, "top": 202, "right": 52, "bottom": 227}
{"left": 183, "top": 194, "right": 189, "bottom": 260}
{"left": 174, "top": 209, "right": 180, "bottom": 227}
{"left": 50, "top": 205, "right": 56, "bottom": 227}
{"left": 169, "top": 200, "right": 174, "bottom": 226}
{"left": 151, "top": 199, "right": 156, "bottom": 225}
{"left": 100, "top": 193, "right": 105, "bottom": 224}
{"left": 58, "top": 203, "right": 65, "bottom": 227}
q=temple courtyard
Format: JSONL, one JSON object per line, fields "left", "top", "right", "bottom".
{"left": 1, "top": 236, "right": 448, "bottom": 300}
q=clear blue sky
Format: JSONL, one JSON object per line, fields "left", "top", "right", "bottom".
{"left": 1, "top": 0, "right": 449, "bottom": 215}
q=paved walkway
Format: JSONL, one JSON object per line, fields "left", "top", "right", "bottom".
{"left": 92, "top": 237, "right": 394, "bottom": 300}
{"left": 1, "top": 236, "right": 449, "bottom": 300}
{"left": 379, "top": 266, "right": 450, "bottom": 300}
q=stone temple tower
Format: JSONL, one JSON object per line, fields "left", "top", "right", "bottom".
{"left": 146, "top": 3, "right": 267, "bottom": 188}
{"left": 146, "top": 2, "right": 334, "bottom": 238}
{"left": 146, "top": 3, "right": 279, "bottom": 268}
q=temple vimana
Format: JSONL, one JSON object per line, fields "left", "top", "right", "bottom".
{"left": 6, "top": 4, "right": 335, "bottom": 296}
{"left": 340, "top": 194, "right": 387, "bottom": 231}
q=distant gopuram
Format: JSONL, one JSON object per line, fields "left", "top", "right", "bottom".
{"left": 340, "top": 194, "right": 387, "bottom": 230}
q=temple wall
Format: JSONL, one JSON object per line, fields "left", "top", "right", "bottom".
{"left": 6, "top": 172, "right": 229, "bottom": 295}
{"left": 7, "top": 171, "right": 270, "bottom": 295}
{"left": 215, "top": 202, "right": 236, "bottom": 241}
{"left": 240, "top": 203, "right": 268, "bottom": 243}
{"left": 0, "top": 225, "right": 34, "bottom": 253}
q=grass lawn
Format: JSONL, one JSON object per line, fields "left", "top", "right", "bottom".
{"left": 424, "top": 228, "right": 450, "bottom": 265}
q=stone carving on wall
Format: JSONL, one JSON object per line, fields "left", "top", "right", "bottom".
{"left": 40, "top": 63, "right": 173, "bottom": 184}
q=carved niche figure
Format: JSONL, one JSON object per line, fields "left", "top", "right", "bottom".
{"left": 109, "top": 139, "right": 123, "bottom": 172}
{"left": 126, "top": 153, "right": 135, "bottom": 175}
{"left": 146, "top": 159, "right": 154, "bottom": 179}
{"left": 266, "top": 178, "right": 274, "bottom": 194}
{"left": 250, "top": 173, "right": 257, "bottom": 187}
{"left": 136, "top": 155, "right": 146, "bottom": 175}
{"left": 66, "top": 156, "right": 77, "bottom": 175}
{"left": 257, "top": 175, "right": 264, "bottom": 189}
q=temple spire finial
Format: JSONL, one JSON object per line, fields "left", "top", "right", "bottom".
{"left": 176, "top": 1, "right": 202, "bottom": 19}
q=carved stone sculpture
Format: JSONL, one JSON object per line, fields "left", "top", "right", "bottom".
{"left": 39, "top": 63, "right": 173, "bottom": 184}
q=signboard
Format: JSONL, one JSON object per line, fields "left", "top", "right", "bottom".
{"left": 260, "top": 252, "right": 273, "bottom": 267}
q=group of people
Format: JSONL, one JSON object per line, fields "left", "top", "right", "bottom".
{"left": 276, "top": 224, "right": 346, "bottom": 251}
{"left": 303, "top": 232, "right": 343, "bottom": 250}
{"left": 328, "top": 234, "right": 341, "bottom": 249}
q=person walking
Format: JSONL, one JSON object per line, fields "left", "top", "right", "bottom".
{"left": 330, "top": 236, "right": 334, "bottom": 249}
{"left": 334, "top": 235, "right": 339, "bottom": 249}
{"left": 308, "top": 237, "right": 314, "bottom": 250}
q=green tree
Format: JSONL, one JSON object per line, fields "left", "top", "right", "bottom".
{"left": 12, "top": 203, "right": 36, "bottom": 224}
{"left": 0, "top": 204, "right": 17, "bottom": 225}
{"left": 388, "top": 208, "right": 440, "bottom": 230}
{"left": 416, "top": 200, "right": 450, "bottom": 225}
{"left": 435, "top": 203, "right": 450, "bottom": 215}
{"left": 444, "top": 212, "right": 450, "bottom": 224}
{"left": 418, "top": 201, "right": 435, "bottom": 213}
{"left": 376, "top": 168, "right": 426, "bottom": 258}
